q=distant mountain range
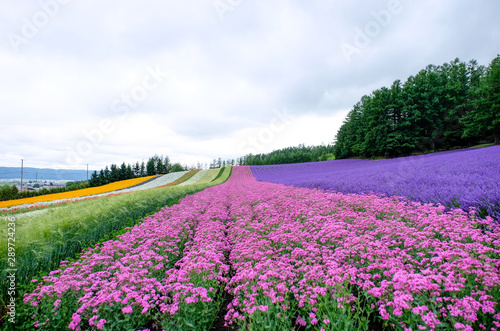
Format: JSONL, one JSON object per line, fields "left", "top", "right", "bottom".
{"left": 0, "top": 167, "right": 89, "bottom": 181}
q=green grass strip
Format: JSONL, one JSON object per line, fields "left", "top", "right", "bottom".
{"left": 211, "top": 166, "right": 227, "bottom": 182}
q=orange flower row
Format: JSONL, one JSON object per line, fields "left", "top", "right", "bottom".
{"left": 0, "top": 175, "right": 158, "bottom": 209}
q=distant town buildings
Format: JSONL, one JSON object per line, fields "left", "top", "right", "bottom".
{"left": 15, "top": 181, "right": 65, "bottom": 192}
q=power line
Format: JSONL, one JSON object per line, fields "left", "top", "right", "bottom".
{"left": 20, "top": 159, "right": 23, "bottom": 192}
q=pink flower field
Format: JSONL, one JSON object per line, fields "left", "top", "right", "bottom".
{"left": 23, "top": 167, "right": 500, "bottom": 330}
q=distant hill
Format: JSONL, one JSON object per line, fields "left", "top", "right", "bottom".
{"left": 0, "top": 167, "right": 89, "bottom": 181}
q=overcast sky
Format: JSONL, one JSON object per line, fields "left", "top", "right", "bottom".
{"left": 0, "top": 0, "right": 499, "bottom": 170}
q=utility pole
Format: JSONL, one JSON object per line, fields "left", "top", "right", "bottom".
{"left": 87, "top": 164, "right": 89, "bottom": 181}
{"left": 20, "top": 159, "right": 23, "bottom": 192}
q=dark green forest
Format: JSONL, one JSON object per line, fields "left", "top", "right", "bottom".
{"left": 88, "top": 155, "right": 186, "bottom": 187}
{"left": 239, "top": 144, "right": 335, "bottom": 165}
{"left": 333, "top": 55, "right": 500, "bottom": 159}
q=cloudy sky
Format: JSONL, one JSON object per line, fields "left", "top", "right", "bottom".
{"left": 0, "top": 0, "right": 499, "bottom": 171}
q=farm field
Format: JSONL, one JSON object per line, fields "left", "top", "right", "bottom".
{"left": 0, "top": 169, "right": 207, "bottom": 214}
{"left": 177, "top": 168, "right": 220, "bottom": 186}
{"left": 0, "top": 167, "right": 233, "bottom": 319}
{"left": 251, "top": 146, "right": 500, "bottom": 221}
{"left": 17, "top": 166, "right": 500, "bottom": 330}
{"left": 0, "top": 175, "right": 159, "bottom": 209}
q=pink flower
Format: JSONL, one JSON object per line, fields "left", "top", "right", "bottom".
{"left": 68, "top": 313, "right": 81, "bottom": 330}
{"left": 296, "top": 316, "right": 307, "bottom": 326}
{"left": 122, "top": 306, "right": 133, "bottom": 314}
{"left": 97, "top": 319, "right": 107, "bottom": 330}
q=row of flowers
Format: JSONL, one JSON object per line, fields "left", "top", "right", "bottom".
{"left": 23, "top": 166, "right": 500, "bottom": 330}
{"left": 250, "top": 146, "right": 500, "bottom": 220}
{"left": 0, "top": 169, "right": 210, "bottom": 214}
{"left": 223, "top": 168, "right": 500, "bottom": 330}
{"left": 178, "top": 168, "right": 221, "bottom": 186}
{"left": 23, "top": 186, "right": 230, "bottom": 330}
{"left": 0, "top": 175, "right": 158, "bottom": 209}
{"left": 177, "top": 169, "right": 209, "bottom": 186}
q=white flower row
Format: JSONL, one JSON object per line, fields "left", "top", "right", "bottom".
{"left": 176, "top": 169, "right": 209, "bottom": 186}
{"left": 114, "top": 171, "right": 188, "bottom": 193}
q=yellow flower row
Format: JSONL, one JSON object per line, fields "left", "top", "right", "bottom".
{"left": 0, "top": 175, "right": 158, "bottom": 208}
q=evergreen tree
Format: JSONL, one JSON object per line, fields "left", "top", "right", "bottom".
{"left": 164, "top": 156, "right": 171, "bottom": 173}
{"left": 110, "top": 164, "right": 119, "bottom": 182}
{"left": 463, "top": 55, "right": 500, "bottom": 144}
{"left": 89, "top": 170, "right": 99, "bottom": 187}
{"left": 441, "top": 58, "right": 469, "bottom": 147}
{"left": 98, "top": 169, "right": 106, "bottom": 186}
{"left": 133, "top": 162, "right": 140, "bottom": 177}
{"left": 140, "top": 161, "right": 146, "bottom": 176}
{"left": 119, "top": 162, "right": 127, "bottom": 180}
{"left": 156, "top": 158, "right": 165, "bottom": 174}
{"left": 103, "top": 167, "right": 110, "bottom": 184}
{"left": 126, "top": 164, "right": 134, "bottom": 179}
{"left": 146, "top": 158, "right": 156, "bottom": 176}
{"left": 333, "top": 56, "right": 498, "bottom": 159}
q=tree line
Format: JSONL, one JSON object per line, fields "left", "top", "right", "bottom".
{"left": 0, "top": 181, "right": 89, "bottom": 202}
{"left": 88, "top": 155, "right": 187, "bottom": 187}
{"left": 238, "top": 144, "right": 335, "bottom": 165}
{"left": 333, "top": 55, "right": 500, "bottom": 159}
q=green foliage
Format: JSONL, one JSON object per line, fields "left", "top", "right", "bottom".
{"left": 0, "top": 181, "right": 91, "bottom": 202}
{"left": 240, "top": 144, "right": 336, "bottom": 165}
{"left": 0, "top": 185, "right": 18, "bottom": 201}
{"left": 64, "top": 180, "right": 89, "bottom": 190}
{"left": 334, "top": 56, "right": 499, "bottom": 159}
{"left": 89, "top": 154, "right": 174, "bottom": 187}
{"left": 170, "top": 162, "right": 185, "bottom": 173}
{"left": 462, "top": 55, "right": 500, "bottom": 145}
{"left": 318, "top": 153, "right": 335, "bottom": 161}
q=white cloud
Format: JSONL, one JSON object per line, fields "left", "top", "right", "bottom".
{"left": 0, "top": 0, "right": 499, "bottom": 170}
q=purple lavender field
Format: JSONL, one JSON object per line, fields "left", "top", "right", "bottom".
{"left": 251, "top": 146, "right": 500, "bottom": 220}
